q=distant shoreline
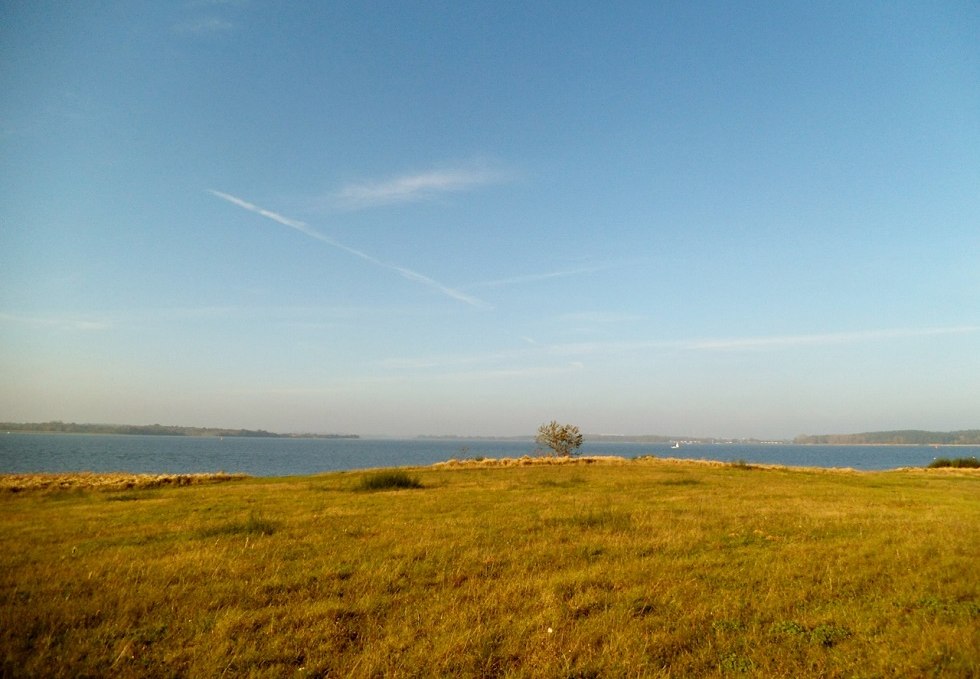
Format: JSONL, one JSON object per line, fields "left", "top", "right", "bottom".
{"left": 4, "top": 430, "right": 361, "bottom": 440}
{"left": 0, "top": 422, "right": 358, "bottom": 440}
{"left": 793, "top": 429, "right": 980, "bottom": 446}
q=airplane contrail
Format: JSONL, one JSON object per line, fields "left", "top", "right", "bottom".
{"left": 209, "top": 190, "right": 488, "bottom": 308}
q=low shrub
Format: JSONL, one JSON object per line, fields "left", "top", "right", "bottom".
{"left": 356, "top": 471, "right": 423, "bottom": 491}
{"left": 927, "top": 457, "right": 979, "bottom": 468}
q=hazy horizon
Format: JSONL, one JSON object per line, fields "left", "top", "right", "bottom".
{"left": 6, "top": 420, "right": 980, "bottom": 443}
{"left": 2, "top": 3, "right": 978, "bottom": 439}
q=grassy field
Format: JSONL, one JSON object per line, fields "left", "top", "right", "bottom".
{"left": 1, "top": 458, "right": 977, "bottom": 677}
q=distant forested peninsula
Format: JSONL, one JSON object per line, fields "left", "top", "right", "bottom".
{"left": 0, "top": 422, "right": 358, "bottom": 439}
{"left": 794, "top": 430, "right": 980, "bottom": 445}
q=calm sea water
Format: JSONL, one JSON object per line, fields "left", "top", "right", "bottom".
{"left": 1, "top": 433, "right": 975, "bottom": 476}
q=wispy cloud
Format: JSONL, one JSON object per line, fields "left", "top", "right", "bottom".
{"left": 684, "top": 326, "right": 980, "bottom": 352}
{"left": 0, "top": 312, "right": 109, "bottom": 331}
{"left": 224, "top": 361, "right": 585, "bottom": 396}
{"left": 423, "top": 362, "right": 585, "bottom": 383}
{"left": 356, "top": 362, "right": 585, "bottom": 384}
{"left": 467, "top": 263, "right": 621, "bottom": 289}
{"left": 541, "top": 326, "right": 980, "bottom": 358}
{"left": 174, "top": 17, "right": 237, "bottom": 35}
{"left": 378, "top": 325, "right": 979, "bottom": 373}
{"left": 209, "top": 190, "right": 488, "bottom": 307}
{"left": 174, "top": 0, "right": 244, "bottom": 36}
{"left": 555, "top": 311, "right": 645, "bottom": 324}
{"left": 331, "top": 167, "right": 508, "bottom": 209}
{"left": 379, "top": 348, "right": 532, "bottom": 371}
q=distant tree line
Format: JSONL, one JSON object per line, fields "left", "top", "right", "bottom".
{"left": 0, "top": 422, "right": 357, "bottom": 439}
{"left": 794, "top": 430, "right": 980, "bottom": 445}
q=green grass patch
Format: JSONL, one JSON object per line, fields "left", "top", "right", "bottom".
{"left": 104, "top": 491, "right": 157, "bottom": 502}
{"left": 1, "top": 461, "right": 978, "bottom": 677}
{"left": 197, "top": 510, "right": 278, "bottom": 538}
{"left": 657, "top": 477, "right": 702, "bottom": 486}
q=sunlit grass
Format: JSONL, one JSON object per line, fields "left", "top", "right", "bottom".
{"left": 0, "top": 471, "right": 248, "bottom": 493}
{"left": 1, "top": 460, "right": 977, "bottom": 677}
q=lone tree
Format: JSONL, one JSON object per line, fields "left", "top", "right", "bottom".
{"left": 535, "top": 420, "right": 584, "bottom": 457}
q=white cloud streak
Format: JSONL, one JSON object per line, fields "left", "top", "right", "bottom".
{"left": 332, "top": 168, "right": 507, "bottom": 209}
{"left": 0, "top": 312, "right": 109, "bottom": 331}
{"left": 379, "top": 348, "right": 532, "bottom": 371}
{"left": 209, "top": 190, "right": 488, "bottom": 307}
{"left": 545, "top": 326, "right": 980, "bottom": 358}
{"left": 174, "top": 17, "right": 237, "bottom": 35}
{"left": 224, "top": 361, "right": 585, "bottom": 395}
{"left": 388, "top": 362, "right": 585, "bottom": 383}
{"left": 379, "top": 326, "right": 979, "bottom": 372}
{"left": 555, "top": 311, "right": 646, "bottom": 324}
{"left": 468, "top": 265, "right": 616, "bottom": 289}
{"left": 683, "top": 326, "right": 980, "bottom": 351}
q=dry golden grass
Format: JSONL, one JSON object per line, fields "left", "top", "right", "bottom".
{"left": 1, "top": 459, "right": 977, "bottom": 677}
{"left": 434, "top": 454, "right": 630, "bottom": 468}
{"left": 0, "top": 471, "right": 248, "bottom": 493}
{"left": 437, "top": 454, "right": 866, "bottom": 471}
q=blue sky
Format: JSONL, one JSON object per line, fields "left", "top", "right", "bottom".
{"left": 1, "top": 2, "right": 978, "bottom": 437}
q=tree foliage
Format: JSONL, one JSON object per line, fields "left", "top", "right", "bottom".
{"left": 535, "top": 420, "right": 584, "bottom": 457}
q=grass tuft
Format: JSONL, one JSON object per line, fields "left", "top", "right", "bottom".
{"left": 658, "top": 477, "right": 702, "bottom": 486}
{"left": 718, "top": 651, "right": 754, "bottom": 673}
{"left": 539, "top": 475, "right": 587, "bottom": 488}
{"left": 355, "top": 470, "right": 423, "bottom": 491}
{"left": 928, "top": 456, "right": 979, "bottom": 468}
{"left": 809, "top": 623, "right": 852, "bottom": 647}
